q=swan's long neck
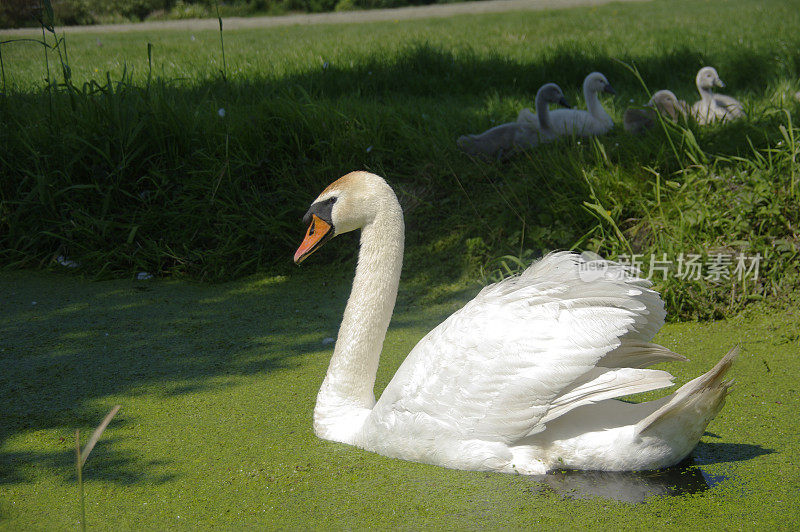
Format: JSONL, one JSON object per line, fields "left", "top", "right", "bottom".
{"left": 536, "top": 93, "right": 552, "bottom": 130}
{"left": 314, "top": 194, "right": 404, "bottom": 442}
{"left": 698, "top": 83, "right": 714, "bottom": 103}
{"left": 585, "top": 87, "right": 609, "bottom": 122}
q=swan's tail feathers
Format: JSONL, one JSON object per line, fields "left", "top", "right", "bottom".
{"left": 635, "top": 346, "right": 738, "bottom": 436}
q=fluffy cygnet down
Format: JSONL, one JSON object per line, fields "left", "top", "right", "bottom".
{"left": 624, "top": 90, "right": 688, "bottom": 135}
{"left": 690, "top": 66, "right": 745, "bottom": 125}
{"left": 519, "top": 72, "right": 616, "bottom": 137}
{"left": 458, "top": 83, "right": 570, "bottom": 159}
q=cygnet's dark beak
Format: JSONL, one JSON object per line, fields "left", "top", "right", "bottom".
{"left": 603, "top": 85, "right": 617, "bottom": 95}
{"left": 558, "top": 96, "right": 572, "bottom": 108}
{"left": 715, "top": 78, "right": 726, "bottom": 88}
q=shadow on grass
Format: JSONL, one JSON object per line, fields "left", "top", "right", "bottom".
{"left": 0, "top": 271, "right": 332, "bottom": 484}
{"left": 692, "top": 440, "right": 776, "bottom": 466}
{"left": 0, "top": 266, "right": 470, "bottom": 486}
{"left": 0, "top": 440, "right": 176, "bottom": 486}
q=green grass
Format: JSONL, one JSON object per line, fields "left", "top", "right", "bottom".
{"left": 0, "top": 0, "right": 799, "bottom": 319}
{"left": 1, "top": 269, "right": 798, "bottom": 528}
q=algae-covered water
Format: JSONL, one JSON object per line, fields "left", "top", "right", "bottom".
{"left": 1, "top": 269, "right": 798, "bottom": 529}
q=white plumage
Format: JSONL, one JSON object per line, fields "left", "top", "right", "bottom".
{"left": 519, "top": 72, "right": 615, "bottom": 137}
{"left": 295, "top": 171, "right": 736, "bottom": 474}
{"left": 512, "top": 82, "right": 571, "bottom": 137}
{"left": 691, "top": 66, "right": 745, "bottom": 125}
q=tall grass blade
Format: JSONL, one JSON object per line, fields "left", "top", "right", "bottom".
{"left": 75, "top": 429, "right": 85, "bottom": 532}
{"left": 582, "top": 200, "right": 632, "bottom": 255}
{"left": 75, "top": 405, "right": 121, "bottom": 531}
{"left": 79, "top": 405, "right": 121, "bottom": 468}
{"left": 40, "top": 25, "right": 52, "bottom": 118}
{"left": 215, "top": 2, "right": 227, "bottom": 82}
{"left": 57, "top": 36, "right": 72, "bottom": 86}
{"left": 146, "top": 43, "right": 153, "bottom": 88}
{"left": 0, "top": 41, "right": 5, "bottom": 96}
{"left": 41, "top": 0, "right": 55, "bottom": 33}
{"left": 778, "top": 110, "right": 797, "bottom": 197}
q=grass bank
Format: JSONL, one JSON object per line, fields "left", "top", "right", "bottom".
{"left": 1, "top": 270, "right": 798, "bottom": 528}
{"left": 0, "top": 0, "right": 798, "bottom": 322}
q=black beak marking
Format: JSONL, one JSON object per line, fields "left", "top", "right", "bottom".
{"left": 303, "top": 196, "right": 337, "bottom": 227}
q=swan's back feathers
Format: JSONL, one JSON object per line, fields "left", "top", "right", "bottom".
{"left": 517, "top": 108, "right": 538, "bottom": 127}
{"left": 547, "top": 108, "right": 613, "bottom": 136}
{"left": 513, "top": 251, "right": 664, "bottom": 340}
{"left": 713, "top": 94, "right": 745, "bottom": 117}
{"left": 367, "top": 252, "right": 671, "bottom": 446}
{"left": 691, "top": 94, "right": 744, "bottom": 124}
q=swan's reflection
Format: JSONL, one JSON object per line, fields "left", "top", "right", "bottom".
{"left": 527, "top": 457, "right": 726, "bottom": 503}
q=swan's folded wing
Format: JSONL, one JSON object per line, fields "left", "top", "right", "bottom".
{"left": 713, "top": 95, "right": 745, "bottom": 118}
{"left": 517, "top": 108, "right": 539, "bottom": 126}
{"left": 370, "top": 252, "right": 669, "bottom": 445}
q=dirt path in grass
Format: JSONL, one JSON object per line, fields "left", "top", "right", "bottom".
{"left": 1, "top": 0, "right": 648, "bottom": 36}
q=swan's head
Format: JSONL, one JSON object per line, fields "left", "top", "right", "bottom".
{"left": 696, "top": 67, "right": 724, "bottom": 90}
{"left": 294, "top": 171, "right": 395, "bottom": 264}
{"left": 648, "top": 90, "right": 683, "bottom": 120}
{"left": 583, "top": 72, "right": 616, "bottom": 95}
{"left": 537, "top": 83, "right": 571, "bottom": 108}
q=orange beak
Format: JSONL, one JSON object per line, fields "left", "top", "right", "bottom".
{"left": 294, "top": 214, "right": 334, "bottom": 264}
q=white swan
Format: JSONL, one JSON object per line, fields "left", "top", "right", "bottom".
{"left": 514, "top": 82, "right": 571, "bottom": 133}
{"left": 457, "top": 83, "right": 570, "bottom": 158}
{"left": 624, "top": 90, "right": 689, "bottom": 135}
{"left": 691, "top": 66, "right": 745, "bottom": 125}
{"left": 294, "top": 171, "right": 736, "bottom": 474}
{"left": 519, "top": 72, "right": 615, "bottom": 137}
